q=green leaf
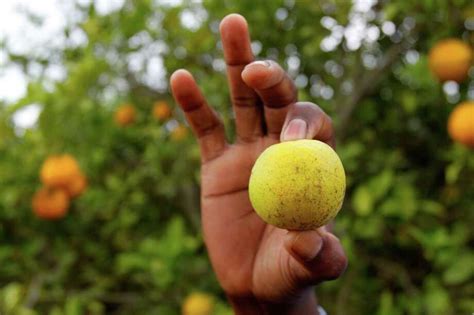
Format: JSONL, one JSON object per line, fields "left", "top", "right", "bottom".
{"left": 443, "top": 253, "right": 474, "bottom": 285}
{"left": 424, "top": 278, "right": 451, "bottom": 315}
{"left": 377, "top": 291, "right": 402, "bottom": 315}
{"left": 64, "top": 296, "right": 84, "bottom": 315}
{"left": 420, "top": 200, "right": 444, "bottom": 216}
{"left": 352, "top": 185, "right": 373, "bottom": 216}
{"left": 401, "top": 91, "right": 418, "bottom": 113}
{"left": 368, "top": 170, "right": 394, "bottom": 202}
{"left": 445, "top": 161, "right": 462, "bottom": 184}
{"left": 2, "top": 283, "right": 23, "bottom": 313}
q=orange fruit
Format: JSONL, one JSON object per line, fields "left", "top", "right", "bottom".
{"left": 32, "top": 187, "right": 70, "bottom": 220}
{"left": 115, "top": 104, "right": 136, "bottom": 126}
{"left": 41, "top": 154, "right": 81, "bottom": 188}
{"left": 65, "top": 173, "right": 88, "bottom": 197}
{"left": 153, "top": 101, "right": 172, "bottom": 121}
{"left": 448, "top": 101, "right": 474, "bottom": 148}
{"left": 171, "top": 124, "right": 188, "bottom": 141}
{"left": 182, "top": 292, "right": 214, "bottom": 315}
{"left": 428, "top": 39, "right": 472, "bottom": 82}
{"left": 40, "top": 154, "right": 87, "bottom": 198}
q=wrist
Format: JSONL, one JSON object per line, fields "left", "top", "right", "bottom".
{"left": 227, "top": 288, "right": 319, "bottom": 315}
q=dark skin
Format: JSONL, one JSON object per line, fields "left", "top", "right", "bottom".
{"left": 170, "top": 14, "right": 347, "bottom": 315}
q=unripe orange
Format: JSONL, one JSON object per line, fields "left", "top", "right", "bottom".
{"left": 428, "top": 39, "right": 472, "bottom": 82}
{"left": 171, "top": 124, "right": 188, "bottom": 141}
{"left": 448, "top": 101, "right": 474, "bottom": 148}
{"left": 115, "top": 104, "right": 136, "bottom": 126}
{"left": 32, "top": 187, "right": 70, "bottom": 220}
{"left": 41, "top": 154, "right": 81, "bottom": 188}
{"left": 153, "top": 101, "right": 172, "bottom": 121}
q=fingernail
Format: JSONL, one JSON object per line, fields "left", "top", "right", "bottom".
{"left": 282, "top": 118, "right": 307, "bottom": 141}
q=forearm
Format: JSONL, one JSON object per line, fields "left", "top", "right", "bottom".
{"left": 227, "top": 288, "right": 319, "bottom": 315}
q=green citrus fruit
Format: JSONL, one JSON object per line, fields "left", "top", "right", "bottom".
{"left": 249, "top": 140, "right": 346, "bottom": 230}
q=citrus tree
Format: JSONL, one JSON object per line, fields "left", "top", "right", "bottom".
{"left": 0, "top": 1, "right": 473, "bottom": 314}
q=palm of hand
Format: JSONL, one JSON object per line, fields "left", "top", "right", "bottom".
{"left": 201, "top": 137, "right": 301, "bottom": 300}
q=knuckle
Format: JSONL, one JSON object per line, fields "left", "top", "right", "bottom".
{"left": 232, "top": 95, "right": 259, "bottom": 108}
{"left": 196, "top": 120, "right": 223, "bottom": 137}
{"left": 264, "top": 93, "right": 296, "bottom": 108}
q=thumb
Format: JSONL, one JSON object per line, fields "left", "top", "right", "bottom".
{"left": 284, "top": 229, "right": 325, "bottom": 263}
{"left": 284, "top": 229, "right": 348, "bottom": 286}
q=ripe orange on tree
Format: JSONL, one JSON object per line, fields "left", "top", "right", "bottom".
{"left": 41, "top": 154, "right": 81, "bottom": 188}
{"left": 152, "top": 100, "right": 172, "bottom": 121}
{"left": 114, "top": 103, "right": 136, "bottom": 126}
{"left": 65, "top": 173, "right": 88, "bottom": 197}
{"left": 40, "top": 154, "right": 87, "bottom": 197}
{"left": 448, "top": 101, "right": 474, "bottom": 148}
{"left": 171, "top": 124, "right": 188, "bottom": 141}
{"left": 32, "top": 187, "right": 70, "bottom": 220}
{"left": 428, "top": 39, "right": 472, "bottom": 82}
{"left": 182, "top": 292, "right": 214, "bottom": 315}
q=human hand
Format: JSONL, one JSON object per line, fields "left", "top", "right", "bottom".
{"left": 170, "top": 14, "right": 347, "bottom": 315}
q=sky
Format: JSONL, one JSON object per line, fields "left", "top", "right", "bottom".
{"left": 0, "top": 0, "right": 126, "bottom": 129}
{"left": 1, "top": 0, "right": 69, "bottom": 102}
{"left": 0, "top": 0, "right": 62, "bottom": 128}
{"left": 0, "top": 0, "right": 189, "bottom": 131}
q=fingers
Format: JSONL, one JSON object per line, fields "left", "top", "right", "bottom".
{"left": 241, "top": 60, "right": 297, "bottom": 138}
{"left": 285, "top": 230, "right": 348, "bottom": 286}
{"left": 285, "top": 230, "right": 324, "bottom": 263}
{"left": 241, "top": 61, "right": 334, "bottom": 146}
{"left": 306, "top": 232, "right": 347, "bottom": 283}
{"left": 220, "top": 14, "right": 263, "bottom": 142}
{"left": 281, "top": 102, "right": 335, "bottom": 148}
{"left": 170, "top": 69, "right": 227, "bottom": 162}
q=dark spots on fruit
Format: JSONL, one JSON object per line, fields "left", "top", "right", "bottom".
{"left": 273, "top": 211, "right": 284, "bottom": 219}
{"left": 295, "top": 221, "right": 315, "bottom": 230}
{"left": 319, "top": 212, "right": 329, "bottom": 223}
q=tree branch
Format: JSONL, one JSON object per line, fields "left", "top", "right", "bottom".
{"left": 336, "top": 42, "right": 407, "bottom": 139}
{"left": 24, "top": 275, "right": 44, "bottom": 308}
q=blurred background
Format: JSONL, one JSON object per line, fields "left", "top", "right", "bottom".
{"left": 0, "top": 0, "right": 473, "bottom": 314}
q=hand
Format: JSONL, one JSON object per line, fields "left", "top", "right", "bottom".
{"left": 170, "top": 14, "right": 347, "bottom": 315}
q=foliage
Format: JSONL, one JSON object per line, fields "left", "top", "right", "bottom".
{"left": 1, "top": 0, "right": 473, "bottom": 314}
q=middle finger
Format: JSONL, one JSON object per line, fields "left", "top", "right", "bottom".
{"left": 220, "top": 14, "right": 264, "bottom": 142}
